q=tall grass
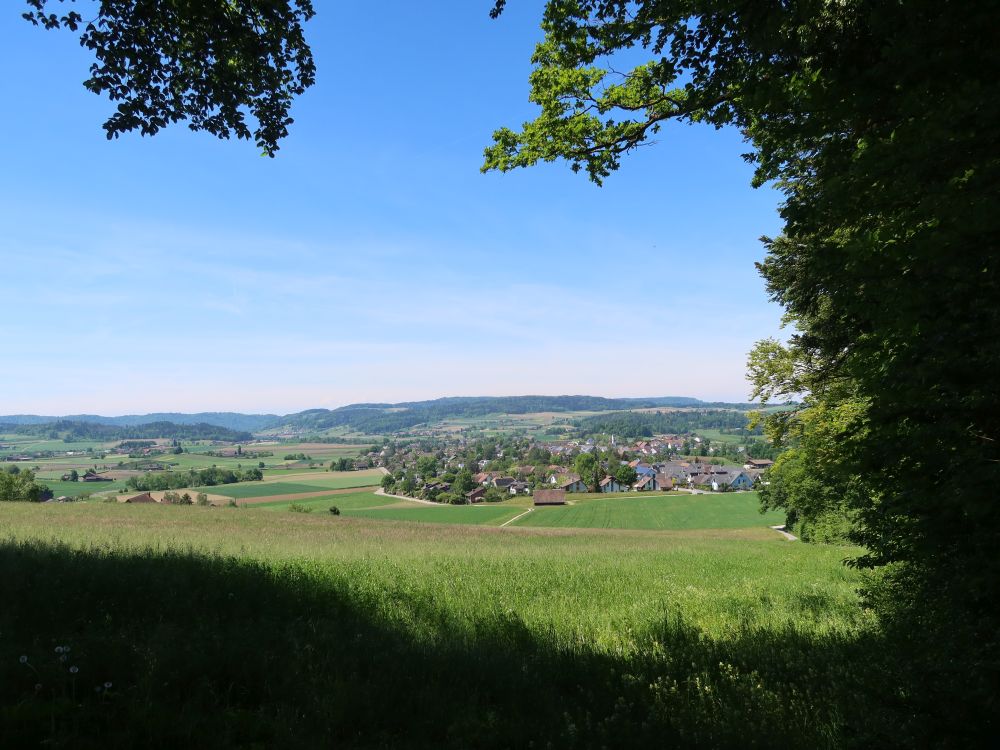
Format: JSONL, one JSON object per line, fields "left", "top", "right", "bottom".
{"left": 0, "top": 503, "right": 908, "bottom": 748}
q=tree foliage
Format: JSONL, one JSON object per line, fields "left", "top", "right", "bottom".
{"left": 614, "top": 464, "right": 636, "bottom": 488}
{"left": 23, "top": 0, "right": 316, "bottom": 156}
{"left": 488, "top": 0, "right": 999, "bottom": 737}
{"left": 0, "top": 468, "right": 49, "bottom": 502}
{"left": 577, "top": 409, "right": 757, "bottom": 439}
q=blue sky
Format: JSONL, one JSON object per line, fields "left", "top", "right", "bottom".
{"left": 0, "top": 2, "right": 785, "bottom": 415}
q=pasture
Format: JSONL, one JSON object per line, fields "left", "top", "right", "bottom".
{"left": 0, "top": 500, "right": 898, "bottom": 748}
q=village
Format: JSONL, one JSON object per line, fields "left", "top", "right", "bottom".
{"left": 373, "top": 433, "right": 774, "bottom": 506}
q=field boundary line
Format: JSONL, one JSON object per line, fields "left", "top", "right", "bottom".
{"left": 500, "top": 508, "right": 533, "bottom": 527}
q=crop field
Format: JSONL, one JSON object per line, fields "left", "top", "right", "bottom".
{"left": 0, "top": 500, "right": 897, "bottom": 748}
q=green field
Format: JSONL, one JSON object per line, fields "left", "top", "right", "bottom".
{"left": 254, "top": 490, "right": 782, "bottom": 532}
{"left": 515, "top": 492, "right": 783, "bottom": 530}
{"left": 0, "top": 501, "right": 893, "bottom": 748}
{"left": 343, "top": 503, "right": 524, "bottom": 525}
{"left": 698, "top": 428, "right": 750, "bottom": 445}
{"left": 188, "top": 470, "right": 382, "bottom": 499}
{"left": 40, "top": 480, "right": 126, "bottom": 498}
{"left": 253, "top": 490, "right": 399, "bottom": 512}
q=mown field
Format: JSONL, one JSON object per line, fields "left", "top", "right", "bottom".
{"left": 0, "top": 500, "right": 893, "bottom": 749}
{"left": 188, "top": 469, "right": 383, "bottom": 500}
{"left": 514, "top": 492, "right": 784, "bottom": 530}
{"left": 249, "top": 489, "right": 784, "bottom": 533}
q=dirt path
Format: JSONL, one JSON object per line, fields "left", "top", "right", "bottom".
{"left": 770, "top": 525, "right": 798, "bottom": 541}
{"left": 499, "top": 508, "right": 533, "bottom": 527}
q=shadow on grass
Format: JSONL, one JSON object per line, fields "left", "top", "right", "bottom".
{"left": 0, "top": 540, "right": 912, "bottom": 749}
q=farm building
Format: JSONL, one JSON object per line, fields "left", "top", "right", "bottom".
{"left": 534, "top": 489, "right": 567, "bottom": 506}
{"left": 465, "top": 487, "right": 487, "bottom": 503}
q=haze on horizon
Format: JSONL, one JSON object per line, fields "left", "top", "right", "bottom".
{"left": 1, "top": 3, "right": 785, "bottom": 417}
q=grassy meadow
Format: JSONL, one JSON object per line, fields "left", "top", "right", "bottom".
{"left": 0, "top": 497, "right": 912, "bottom": 748}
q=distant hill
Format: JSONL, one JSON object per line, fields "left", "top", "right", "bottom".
{"left": 0, "top": 412, "right": 278, "bottom": 432}
{"left": 272, "top": 396, "right": 707, "bottom": 434}
{"left": 0, "top": 420, "right": 253, "bottom": 443}
{"left": 1, "top": 395, "right": 738, "bottom": 437}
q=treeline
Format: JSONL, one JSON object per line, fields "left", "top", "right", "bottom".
{"left": 125, "top": 466, "right": 263, "bottom": 491}
{"left": 0, "top": 420, "right": 252, "bottom": 443}
{"left": 576, "top": 410, "right": 762, "bottom": 439}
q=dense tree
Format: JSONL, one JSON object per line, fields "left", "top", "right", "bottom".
{"left": 614, "top": 464, "right": 637, "bottom": 489}
{"left": 573, "top": 453, "right": 599, "bottom": 492}
{"left": 330, "top": 457, "right": 352, "bottom": 472}
{"left": 452, "top": 469, "right": 475, "bottom": 497}
{"left": 24, "top": 0, "right": 316, "bottom": 155}
{"left": 487, "top": 0, "right": 999, "bottom": 739}
{"left": 0, "top": 468, "right": 47, "bottom": 502}
{"left": 415, "top": 455, "right": 438, "bottom": 482}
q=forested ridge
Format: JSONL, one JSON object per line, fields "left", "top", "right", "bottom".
{"left": 576, "top": 410, "right": 760, "bottom": 439}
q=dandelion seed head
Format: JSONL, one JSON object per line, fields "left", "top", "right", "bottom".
{"left": 69, "top": 666, "right": 79, "bottom": 674}
{"left": 55, "top": 646, "right": 63, "bottom": 654}
{"left": 18, "top": 655, "right": 28, "bottom": 664}
{"left": 104, "top": 681, "right": 112, "bottom": 689}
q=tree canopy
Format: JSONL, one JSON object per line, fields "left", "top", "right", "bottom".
{"left": 487, "top": 0, "right": 999, "bottom": 739}
{"left": 24, "top": 0, "right": 316, "bottom": 156}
